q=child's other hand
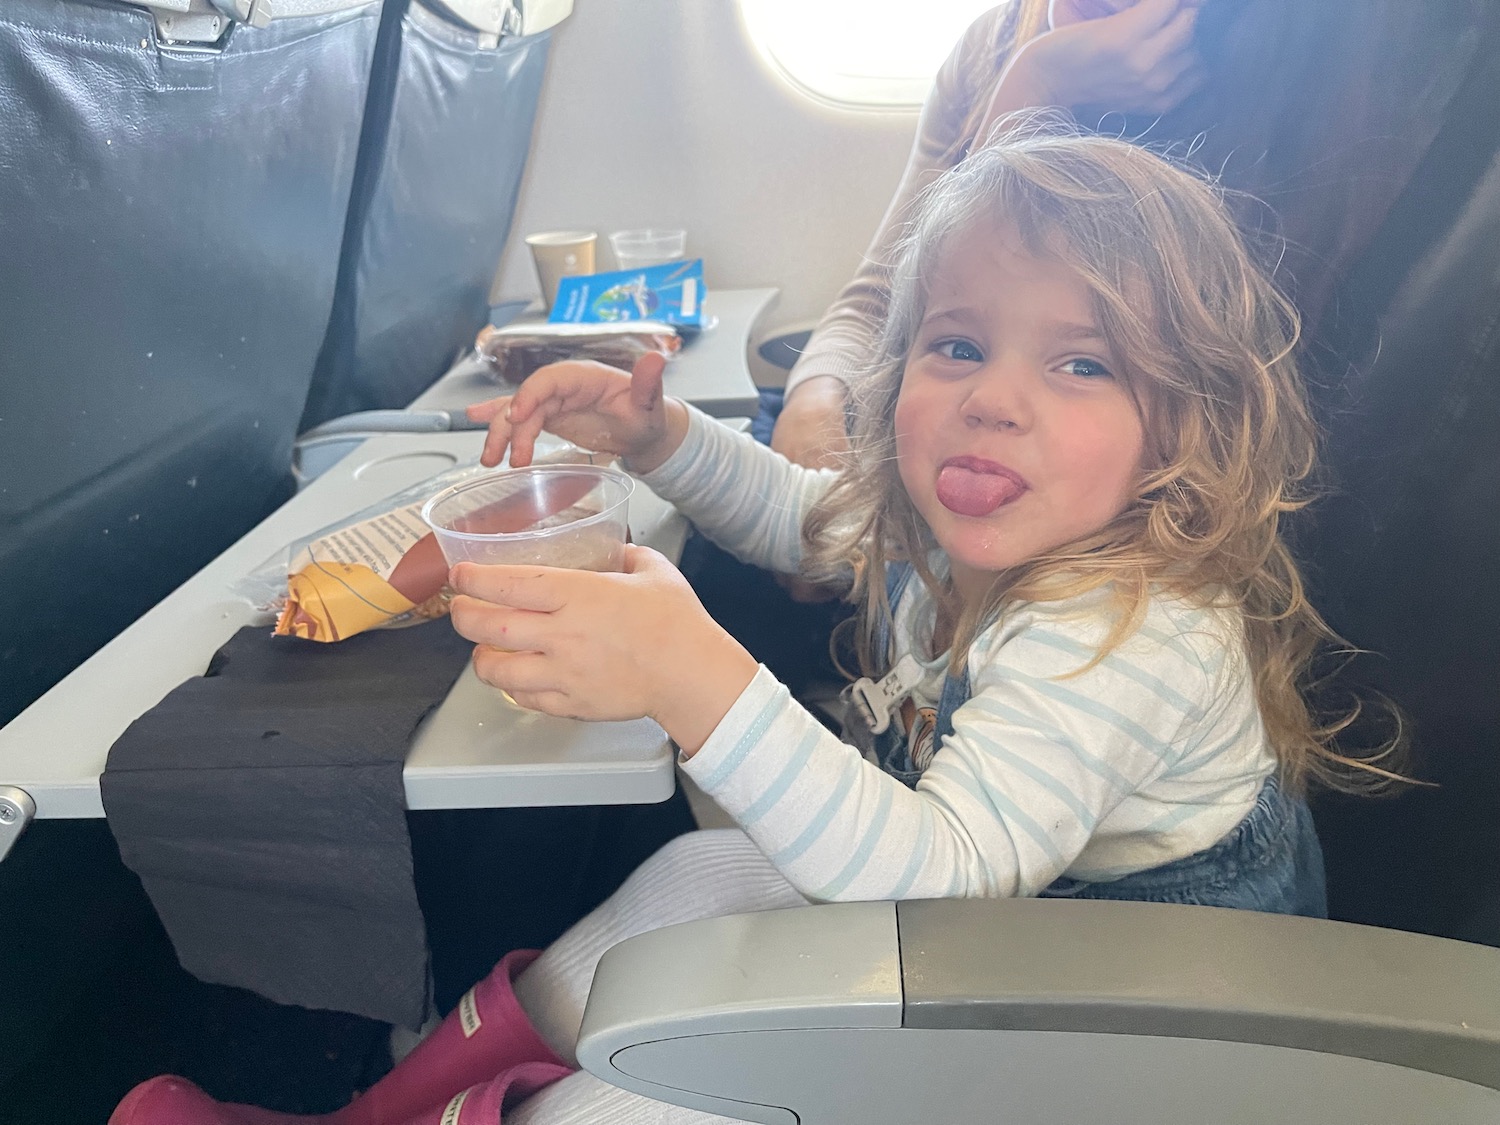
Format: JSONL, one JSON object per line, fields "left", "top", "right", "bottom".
{"left": 448, "top": 546, "right": 758, "bottom": 755}
{"left": 464, "top": 352, "right": 688, "bottom": 472}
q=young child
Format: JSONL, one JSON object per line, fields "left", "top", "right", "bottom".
{"left": 113, "top": 128, "right": 1400, "bottom": 1125}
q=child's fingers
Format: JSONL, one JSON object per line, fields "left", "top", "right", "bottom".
{"left": 506, "top": 364, "right": 612, "bottom": 465}
{"left": 510, "top": 361, "right": 617, "bottom": 424}
{"left": 505, "top": 689, "right": 573, "bottom": 717}
{"left": 628, "top": 352, "right": 668, "bottom": 413}
{"left": 507, "top": 369, "right": 555, "bottom": 425}
{"left": 466, "top": 396, "right": 509, "bottom": 424}
{"left": 504, "top": 687, "right": 576, "bottom": 718}
{"left": 508, "top": 405, "right": 549, "bottom": 468}
{"left": 448, "top": 596, "right": 552, "bottom": 652}
{"left": 467, "top": 395, "right": 514, "bottom": 467}
{"left": 450, "top": 563, "right": 571, "bottom": 612}
{"left": 480, "top": 406, "right": 513, "bottom": 468}
{"left": 470, "top": 647, "right": 559, "bottom": 697}
{"left": 622, "top": 543, "right": 670, "bottom": 576}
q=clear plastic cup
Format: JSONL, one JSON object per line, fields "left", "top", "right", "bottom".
{"left": 421, "top": 465, "right": 633, "bottom": 572}
{"left": 608, "top": 228, "right": 687, "bottom": 271}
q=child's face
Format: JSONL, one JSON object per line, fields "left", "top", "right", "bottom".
{"left": 894, "top": 222, "right": 1147, "bottom": 603}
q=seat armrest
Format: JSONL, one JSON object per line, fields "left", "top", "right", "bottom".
{"left": 897, "top": 898, "right": 1500, "bottom": 1087}
{"left": 577, "top": 899, "right": 1500, "bottom": 1125}
{"left": 577, "top": 901, "right": 901, "bottom": 1123}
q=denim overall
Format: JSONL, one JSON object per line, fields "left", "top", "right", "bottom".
{"left": 849, "top": 565, "right": 1327, "bottom": 918}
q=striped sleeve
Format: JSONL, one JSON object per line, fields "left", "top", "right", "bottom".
{"left": 634, "top": 404, "right": 837, "bottom": 575}
{"left": 680, "top": 597, "right": 1222, "bottom": 902}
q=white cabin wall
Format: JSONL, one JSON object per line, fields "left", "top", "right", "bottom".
{"left": 493, "top": 0, "right": 923, "bottom": 385}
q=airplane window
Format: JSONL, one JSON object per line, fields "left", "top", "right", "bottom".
{"left": 738, "top": 0, "right": 995, "bottom": 108}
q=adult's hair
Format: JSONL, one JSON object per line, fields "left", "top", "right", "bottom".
{"left": 803, "top": 125, "right": 1404, "bottom": 795}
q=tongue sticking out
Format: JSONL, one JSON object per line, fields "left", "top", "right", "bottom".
{"left": 936, "top": 465, "right": 1024, "bottom": 517}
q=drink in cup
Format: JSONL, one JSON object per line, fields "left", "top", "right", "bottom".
{"left": 422, "top": 464, "right": 633, "bottom": 706}
{"left": 422, "top": 463, "right": 632, "bottom": 570}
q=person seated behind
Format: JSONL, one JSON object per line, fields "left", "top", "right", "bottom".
{"left": 773, "top": 0, "right": 1465, "bottom": 474}
{"left": 114, "top": 125, "right": 1404, "bottom": 1125}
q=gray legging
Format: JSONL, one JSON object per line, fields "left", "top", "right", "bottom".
{"left": 509, "top": 829, "right": 807, "bottom": 1125}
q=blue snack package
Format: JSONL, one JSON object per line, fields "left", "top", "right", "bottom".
{"left": 548, "top": 258, "right": 705, "bottom": 328}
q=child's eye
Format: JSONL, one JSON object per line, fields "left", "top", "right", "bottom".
{"left": 935, "top": 338, "right": 984, "bottom": 362}
{"left": 1060, "top": 357, "right": 1113, "bottom": 379}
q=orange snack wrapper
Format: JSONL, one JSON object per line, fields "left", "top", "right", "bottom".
{"left": 275, "top": 503, "right": 452, "bottom": 642}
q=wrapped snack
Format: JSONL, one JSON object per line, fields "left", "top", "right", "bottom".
{"left": 275, "top": 500, "right": 451, "bottom": 642}
{"left": 475, "top": 320, "right": 680, "bottom": 386}
{"left": 237, "top": 450, "right": 606, "bottom": 642}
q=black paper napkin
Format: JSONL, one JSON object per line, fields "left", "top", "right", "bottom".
{"left": 102, "top": 620, "right": 474, "bottom": 1029}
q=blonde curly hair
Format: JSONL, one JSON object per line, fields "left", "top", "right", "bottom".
{"left": 802, "top": 123, "right": 1404, "bottom": 796}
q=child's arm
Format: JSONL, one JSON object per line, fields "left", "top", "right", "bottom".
{"left": 634, "top": 404, "right": 840, "bottom": 578}
{"left": 681, "top": 600, "right": 1250, "bottom": 901}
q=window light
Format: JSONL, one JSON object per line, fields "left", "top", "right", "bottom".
{"left": 738, "top": 0, "right": 996, "bottom": 108}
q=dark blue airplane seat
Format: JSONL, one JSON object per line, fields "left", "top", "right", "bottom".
{"left": 0, "top": 0, "right": 551, "bottom": 1085}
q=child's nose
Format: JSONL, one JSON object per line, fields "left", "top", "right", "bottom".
{"left": 961, "top": 363, "right": 1030, "bottom": 431}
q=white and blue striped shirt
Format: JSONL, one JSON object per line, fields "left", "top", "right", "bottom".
{"left": 639, "top": 406, "right": 1275, "bottom": 902}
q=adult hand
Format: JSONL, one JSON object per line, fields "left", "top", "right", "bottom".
{"left": 465, "top": 351, "right": 688, "bottom": 473}
{"left": 449, "top": 546, "right": 759, "bottom": 755}
{"left": 981, "top": 0, "right": 1203, "bottom": 135}
{"left": 769, "top": 376, "right": 851, "bottom": 471}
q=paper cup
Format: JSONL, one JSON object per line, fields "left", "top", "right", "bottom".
{"left": 525, "top": 230, "right": 597, "bottom": 311}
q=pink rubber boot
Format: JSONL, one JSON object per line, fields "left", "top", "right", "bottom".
{"left": 336, "top": 949, "right": 571, "bottom": 1125}
{"left": 394, "top": 1061, "right": 573, "bottom": 1125}
{"left": 110, "top": 949, "right": 573, "bottom": 1125}
{"left": 108, "top": 1076, "right": 324, "bottom": 1125}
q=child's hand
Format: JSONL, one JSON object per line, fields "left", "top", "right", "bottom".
{"left": 465, "top": 352, "right": 688, "bottom": 473}
{"left": 448, "top": 546, "right": 759, "bottom": 755}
